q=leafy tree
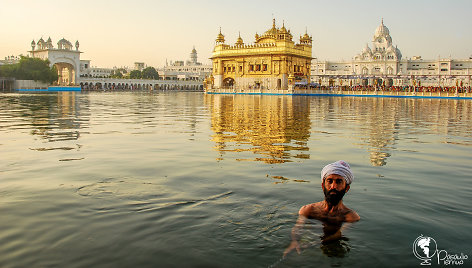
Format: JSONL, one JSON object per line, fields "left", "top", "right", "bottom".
{"left": 141, "top": 66, "right": 159, "bottom": 80}
{"left": 0, "top": 57, "right": 58, "bottom": 83}
{"left": 118, "top": 68, "right": 127, "bottom": 74}
{"left": 110, "top": 69, "right": 123, "bottom": 78}
{"left": 129, "top": 70, "right": 142, "bottom": 79}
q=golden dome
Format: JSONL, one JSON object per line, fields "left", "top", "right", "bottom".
{"left": 236, "top": 32, "right": 244, "bottom": 45}
{"left": 216, "top": 28, "right": 225, "bottom": 43}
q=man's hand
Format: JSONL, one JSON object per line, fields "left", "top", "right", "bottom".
{"left": 321, "top": 229, "right": 342, "bottom": 244}
{"left": 283, "top": 240, "right": 301, "bottom": 257}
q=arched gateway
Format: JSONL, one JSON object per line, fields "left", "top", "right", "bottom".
{"left": 30, "top": 37, "right": 81, "bottom": 86}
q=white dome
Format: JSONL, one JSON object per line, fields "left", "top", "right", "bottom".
{"left": 57, "top": 38, "right": 73, "bottom": 50}
{"left": 374, "top": 19, "right": 390, "bottom": 38}
{"left": 396, "top": 46, "right": 402, "bottom": 60}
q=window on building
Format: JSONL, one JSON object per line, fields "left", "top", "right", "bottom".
{"left": 239, "top": 66, "right": 242, "bottom": 72}
{"left": 249, "top": 65, "right": 254, "bottom": 71}
{"left": 256, "top": 65, "right": 261, "bottom": 71}
{"left": 262, "top": 64, "right": 267, "bottom": 71}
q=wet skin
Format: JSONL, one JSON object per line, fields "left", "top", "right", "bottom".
{"left": 283, "top": 174, "right": 360, "bottom": 257}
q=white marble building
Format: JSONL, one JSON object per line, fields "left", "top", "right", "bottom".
{"left": 79, "top": 60, "right": 114, "bottom": 78}
{"left": 29, "top": 37, "right": 82, "bottom": 85}
{"left": 311, "top": 20, "right": 472, "bottom": 88}
{"left": 159, "top": 47, "right": 212, "bottom": 81}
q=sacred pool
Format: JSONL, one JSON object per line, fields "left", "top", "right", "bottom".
{"left": 0, "top": 92, "right": 470, "bottom": 267}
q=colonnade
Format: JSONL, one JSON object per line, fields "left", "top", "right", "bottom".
{"left": 78, "top": 78, "right": 203, "bottom": 91}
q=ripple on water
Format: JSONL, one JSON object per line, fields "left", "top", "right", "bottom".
{"left": 76, "top": 177, "right": 234, "bottom": 214}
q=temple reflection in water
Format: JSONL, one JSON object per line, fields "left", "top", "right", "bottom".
{"left": 205, "top": 94, "right": 311, "bottom": 163}
{"left": 206, "top": 94, "right": 472, "bottom": 166}
{"left": 11, "top": 92, "right": 87, "bottom": 142}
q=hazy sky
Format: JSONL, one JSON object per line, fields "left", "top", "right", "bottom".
{"left": 1, "top": 0, "right": 471, "bottom": 68}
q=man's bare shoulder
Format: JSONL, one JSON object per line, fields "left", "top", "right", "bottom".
{"left": 343, "top": 207, "right": 360, "bottom": 222}
{"left": 298, "top": 202, "right": 323, "bottom": 217}
{"left": 299, "top": 202, "right": 360, "bottom": 222}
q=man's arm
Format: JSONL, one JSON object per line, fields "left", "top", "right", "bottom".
{"left": 283, "top": 205, "right": 310, "bottom": 257}
{"left": 321, "top": 210, "right": 359, "bottom": 243}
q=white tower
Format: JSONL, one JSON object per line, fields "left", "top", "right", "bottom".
{"left": 190, "top": 46, "right": 198, "bottom": 65}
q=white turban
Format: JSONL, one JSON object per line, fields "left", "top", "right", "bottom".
{"left": 321, "top": 160, "right": 354, "bottom": 185}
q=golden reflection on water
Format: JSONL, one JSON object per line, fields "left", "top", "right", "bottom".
{"left": 205, "top": 94, "right": 311, "bottom": 164}
{"left": 3, "top": 92, "right": 471, "bottom": 167}
{"left": 206, "top": 94, "right": 472, "bottom": 166}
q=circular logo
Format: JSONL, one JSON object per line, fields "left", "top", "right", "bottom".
{"left": 413, "top": 235, "right": 438, "bottom": 265}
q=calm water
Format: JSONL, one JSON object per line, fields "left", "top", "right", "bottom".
{"left": 0, "top": 92, "right": 471, "bottom": 268}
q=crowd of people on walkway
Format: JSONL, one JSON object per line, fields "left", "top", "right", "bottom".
{"left": 295, "top": 85, "right": 472, "bottom": 93}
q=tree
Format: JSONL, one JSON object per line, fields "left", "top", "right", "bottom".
{"left": 141, "top": 66, "right": 159, "bottom": 80}
{"left": 110, "top": 69, "right": 123, "bottom": 78}
{"left": 0, "top": 57, "right": 58, "bottom": 83}
{"left": 129, "top": 70, "right": 142, "bottom": 79}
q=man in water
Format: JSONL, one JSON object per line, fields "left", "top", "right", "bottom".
{"left": 284, "top": 160, "right": 360, "bottom": 257}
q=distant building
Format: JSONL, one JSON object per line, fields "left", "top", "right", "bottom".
{"left": 159, "top": 47, "right": 212, "bottom": 81}
{"left": 208, "top": 19, "right": 312, "bottom": 91}
{"left": 134, "top": 62, "right": 145, "bottom": 71}
{"left": 29, "top": 37, "right": 81, "bottom": 85}
{"left": 79, "top": 60, "right": 114, "bottom": 78}
{"left": 311, "top": 20, "right": 472, "bottom": 87}
{"left": 0, "top": 55, "right": 21, "bottom": 65}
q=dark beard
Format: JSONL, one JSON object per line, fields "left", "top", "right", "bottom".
{"left": 323, "top": 188, "right": 346, "bottom": 206}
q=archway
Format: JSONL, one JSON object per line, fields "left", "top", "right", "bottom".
{"left": 54, "top": 62, "right": 75, "bottom": 86}
{"left": 223, "top": 77, "right": 234, "bottom": 88}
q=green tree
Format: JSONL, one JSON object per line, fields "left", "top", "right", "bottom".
{"left": 141, "top": 66, "right": 159, "bottom": 80}
{"left": 0, "top": 57, "right": 58, "bottom": 83}
{"left": 110, "top": 69, "right": 123, "bottom": 78}
{"left": 129, "top": 70, "right": 142, "bottom": 79}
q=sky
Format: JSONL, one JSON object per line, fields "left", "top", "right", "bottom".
{"left": 1, "top": 0, "right": 471, "bottom": 68}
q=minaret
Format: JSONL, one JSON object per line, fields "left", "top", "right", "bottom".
{"left": 216, "top": 28, "right": 225, "bottom": 44}
{"left": 190, "top": 46, "right": 197, "bottom": 64}
{"left": 31, "top": 40, "right": 36, "bottom": 57}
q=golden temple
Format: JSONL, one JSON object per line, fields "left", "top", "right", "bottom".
{"left": 206, "top": 19, "right": 312, "bottom": 92}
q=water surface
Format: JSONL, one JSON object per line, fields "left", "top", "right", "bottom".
{"left": 0, "top": 92, "right": 471, "bottom": 267}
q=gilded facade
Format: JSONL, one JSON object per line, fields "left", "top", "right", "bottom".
{"left": 208, "top": 20, "right": 312, "bottom": 91}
